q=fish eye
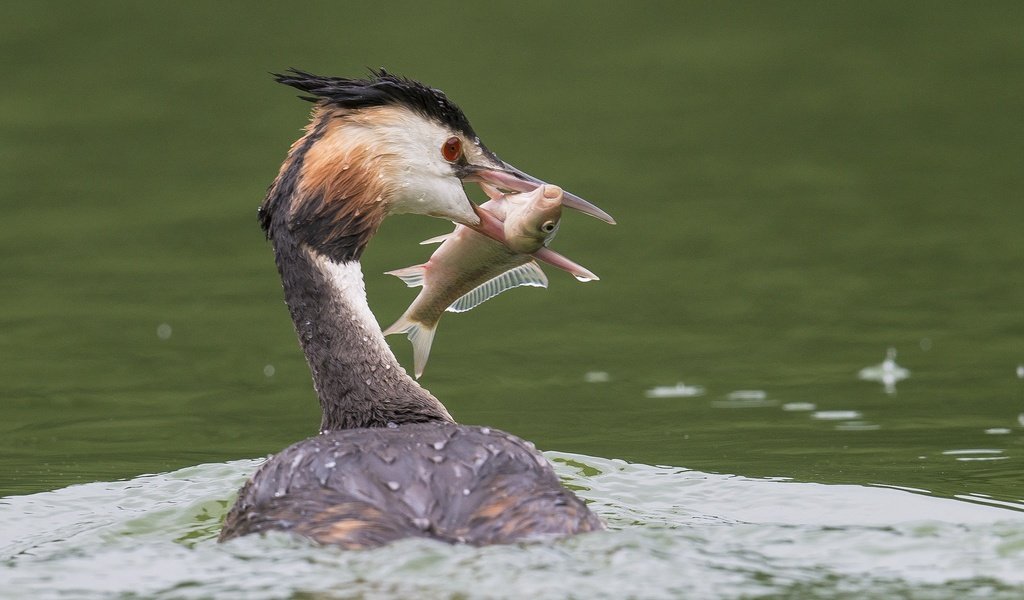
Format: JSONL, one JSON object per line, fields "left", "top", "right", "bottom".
{"left": 441, "top": 136, "right": 462, "bottom": 162}
{"left": 541, "top": 220, "right": 557, "bottom": 233}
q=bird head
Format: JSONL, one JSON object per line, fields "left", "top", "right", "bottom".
{"left": 260, "top": 69, "right": 613, "bottom": 262}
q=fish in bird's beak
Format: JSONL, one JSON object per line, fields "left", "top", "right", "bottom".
{"left": 454, "top": 154, "right": 606, "bottom": 282}
{"left": 502, "top": 184, "right": 563, "bottom": 254}
{"left": 468, "top": 201, "right": 597, "bottom": 282}
{"left": 384, "top": 185, "right": 592, "bottom": 377}
{"left": 457, "top": 160, "right": 616, "bottom": 225}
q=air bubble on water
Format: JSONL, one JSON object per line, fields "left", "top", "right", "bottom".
{"left": 858, "top": 348, "right": 909, "bottom": 394}
{"left": 813, "top": 410, "right": 863, "bottom": 421}
{"left": 263, "top": 364, "right": 275, "bottom": 377}
{"left": 728, "top": 390, "right": 767, "bottom": 401}
{"left": 835, "top": 421, "right": 881, "bottom": 431}
{"left": 1017, "top": 365, "right": 1024, "bottom": 379}
{"left": 782, "top": 402, "right": 816, "bottom": 412}
{"left": 584, "top": 371, "right": 610, "bottom": 383}
{"left": 712, "top": 390, "right": 776, "bottom": 409}
{"left": 942, "top": 449, "right": 1008, "bottom": 462}
{"left": 645, "top": 382, "right": 705, "bottom": 398}
{"left": 156, "top": 323, "right": 172, "bottom": 340}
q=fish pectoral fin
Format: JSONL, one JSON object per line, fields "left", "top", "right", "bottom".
{"left": 532, "top": 247, "right": 599, "bottom": 282}
{"left": 383, "top": 316, "right": 436, "bottom": 379}
{"left": 419, "top": 234, "right": 453, "bottom": 245}
{"left": 446, "top": 261, "right": 548, "bottom": 314}
{"left": 384, "top": 264, "right": 427, "bottom": 288}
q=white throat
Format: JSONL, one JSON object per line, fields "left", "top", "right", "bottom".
{"left": 311, "top": 253, "right": 402, "bottom": 363}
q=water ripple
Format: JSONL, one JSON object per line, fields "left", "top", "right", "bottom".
{"left": 2, "top": 454, "right": 1023, "bottom": 599}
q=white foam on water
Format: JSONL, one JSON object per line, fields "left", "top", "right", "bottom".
{"left": 2, "top": 453, "right": 1023, "bottom": 600}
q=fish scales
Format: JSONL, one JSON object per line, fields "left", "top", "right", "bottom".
{"left": 407, "top": 232, "right": 530, "bottom": 327}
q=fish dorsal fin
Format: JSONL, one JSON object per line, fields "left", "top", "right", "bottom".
{"left": 446, "top": 261, "right": 548, "bottom": 314}
{"left": 384, "top": 264, "right": 426, "bottom": 288}
{"left": 419, "top": 233, "right": 452, "bottom": 245}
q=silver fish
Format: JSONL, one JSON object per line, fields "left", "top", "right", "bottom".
{"left": 383, "top": 185, "right": 594, "bottom": 377}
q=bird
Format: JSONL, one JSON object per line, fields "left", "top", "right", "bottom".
{"left": 218, "top": 69, "right": 611, "bottom": 548}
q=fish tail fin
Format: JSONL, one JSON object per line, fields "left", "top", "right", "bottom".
{"left": 383, "top": 315, "right": 437, "bottom": 379}
{"left": 384, "top": 264, "right": 427, "bottom": 288}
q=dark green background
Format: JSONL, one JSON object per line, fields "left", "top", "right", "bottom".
{"left": 2, "top": 2, "right": 1022, "bottom": 509}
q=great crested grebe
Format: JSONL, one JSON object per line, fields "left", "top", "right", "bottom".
{"left": 219, "top": 70, "right": 610, "bottom": 547}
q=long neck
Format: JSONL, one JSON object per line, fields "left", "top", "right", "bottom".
{"left": 260, "top": 109, "right": 453, "bottom": 431}
{"left": 271, "top": 226, "right": 453, "bottom": 431}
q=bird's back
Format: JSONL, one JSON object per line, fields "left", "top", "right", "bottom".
{"left": 219, "top": 422, "right": 602, "bottom": 548}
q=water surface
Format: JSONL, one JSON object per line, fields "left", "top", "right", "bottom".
{"left": 2, "top": 2, "right": 1023, "bottom": 597}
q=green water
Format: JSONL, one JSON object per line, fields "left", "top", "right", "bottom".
{"left": 2, "top": 2, "right": 1024, "bottom": 597}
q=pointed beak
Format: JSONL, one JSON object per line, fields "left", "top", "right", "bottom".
{"left": 459, "top": 161, "right": 616, "bottom": 225}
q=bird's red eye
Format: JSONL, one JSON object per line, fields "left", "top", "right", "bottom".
{"left": 441, "top": 136, "right": 462, "bottom": 162}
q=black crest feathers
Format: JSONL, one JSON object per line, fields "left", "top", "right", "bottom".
{"left": 274, "top": 68, "right": 478, "bottom": 140}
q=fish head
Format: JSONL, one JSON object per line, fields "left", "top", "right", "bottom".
{"left": 502, "top": 185, "right": 563, "bottom": 254}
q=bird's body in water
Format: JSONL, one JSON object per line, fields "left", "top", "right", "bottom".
{"left": 219, "top": 70, "right": 612, "bottom": 548}
{"left": 221, "top": 423, "right": 598, "bottom": 547}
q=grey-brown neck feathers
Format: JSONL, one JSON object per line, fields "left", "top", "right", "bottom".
{"left": 272, "top": 227, "right": 453, "bottom": 430}
{"left": 259, "top": 110, "right": 452, "bottom": 430}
